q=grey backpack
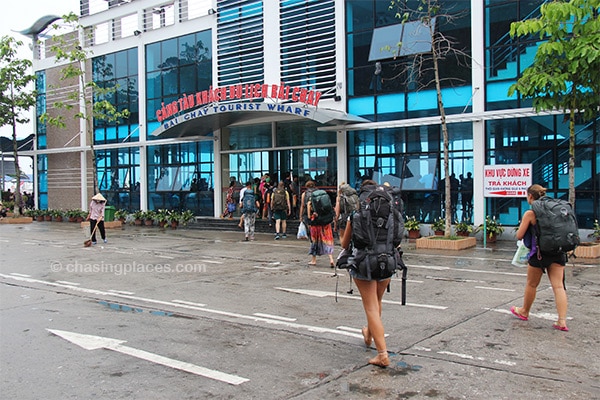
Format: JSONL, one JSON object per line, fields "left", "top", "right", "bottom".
{"left": 531, "top": 196, "right": 580, "bottom": 255}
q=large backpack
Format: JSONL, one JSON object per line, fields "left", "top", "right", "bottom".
{"left": 271, "top": 188, "right": 287, "bottom": 211}
{"left": 309, "top": 189, "right": 334, "bottom": 226}
{"left": 242, "top": 190, "right": 257, "bottom": 213}
{"left": 531, "top": 196, "right": 580, "bottom": 255}
{"left": 347, "top": 184, "right": 405, "bottom": 280}
{"left": 338, "top": 184, "right": 360, "bottom": 222}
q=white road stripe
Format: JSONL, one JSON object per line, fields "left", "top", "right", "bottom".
{"left": 253, "top": 313, "right": 297, "bottom": 322}
{"left": 47, "top": 329, "right": 248, "bottom": 385}
{"left": 474, "top": 286, "right": 515, "bottom": 292}
{"left": 56, "top": 281, "right": 80, "bottom": 286}
{"left": 486, "top": 307, "right": 572, "bottom": 321}
{"left": 275, "top": 287, "right": 447, "bottom": 309}
{"left": 172, "top": 300, "right": 207, "bottom": 307}
{"left": 108, "top": 289, "right": 135, "bottom": 295}
{"left": 411, "top": 264, "right": 526, "bottom": 277}
{"left": 0, "top": 274, "right": 364, "bottom": 340}
{"left": 10, "top": 273, "right": 31, "bottom": 277}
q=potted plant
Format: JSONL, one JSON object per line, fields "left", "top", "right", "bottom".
{"left": 142, "top": 210, "right": 156, "bottom": 226}
{"left": 65, "top": 208, "right": 86, "bottom": 222}
{"left": 167, "top": 210, "right": 180, "bottom": 229}
{"left": 405, "top": 216, "right": 421, "bottom": 239}
{"left": 454, "top": 220, "right": 474, "bottom": 237}
{"left": 156, "top": 209, "right": 170, "bottom": 228}
{"left": 430, "top": 217, "right": 445, "bottom": 236}
{"left": 178, "top": 210, "right": 195, "bottom": 226}
{"left": 115, "top": 209, "right": 129, "bottom": 223}
{"left": 479, "top": 216, "right": 504, "bottom": 242}
{"left": 589, "top": 219, "right": 600, "bottom": 243}
{"left": 27, "top": 209, "right": 44, "bottom": 222}
{"left": 42, "top": 209, "right": 52, "bottom": 221}
{"left": 51, "top": 209, "right": 64, "bottom": 222}
{"left": 132, "top": 210, "right": 144, "bottom": 226}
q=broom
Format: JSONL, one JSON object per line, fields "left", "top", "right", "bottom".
{"left": 84, "top": 220, "right": 100, "bottom": 247}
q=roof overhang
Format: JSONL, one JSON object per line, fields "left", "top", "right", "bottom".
{"left": 150, "top": 101, "right": 369, "bottom": 139}
{"left": 317, "top": 108, "right": 565, "bottom": 132}
{"left": 17, "top": 15, "right": 61, "bottom": 37}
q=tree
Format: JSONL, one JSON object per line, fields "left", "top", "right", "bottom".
{"left": 508, "top": 0, "right": 600, "bottom": 207}
{"left": 40, "top": 12, "right": 129, "bottom": 195}
{"left": 0, "top": 36, "right": 37, "bottom": 216}
{"left": 387, "top": 0, "right": 470, "bottom": 237}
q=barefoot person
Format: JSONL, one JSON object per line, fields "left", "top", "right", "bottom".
{"left": 340, "top": 180, "right": 404, "bottom": 367}
{"left": 510, "top": 184, "right": 569, "bottom": 331}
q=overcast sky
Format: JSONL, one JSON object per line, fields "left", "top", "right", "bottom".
{"left": 1, "top": 0, "right": 80, "bottom": 140}
{"left": 1, "top": 1, "right": 79, "bottom": 176}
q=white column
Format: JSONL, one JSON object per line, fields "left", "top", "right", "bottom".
{"left": 471, "top": 0, "right": 486, "bottom": 226}
{"left": 337, "top": 130, "right": 347, "bottom": 186}
{"left": 263, "top": 0, "right": 280, "bottom": 84}
{"left": 138, "top": 37, "right": 148, "bottom": 211}
{"left": 213, "top": 130, "right": 222, "bottom": 217}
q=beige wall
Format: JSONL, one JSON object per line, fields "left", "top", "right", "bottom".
{"left": 44, "top": 62, "right": 95, "bottom": 210}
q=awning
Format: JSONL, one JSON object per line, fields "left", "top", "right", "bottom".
{"left": 0, "top": 134, "right": 35, "bottom": 152}
{"left": 150, "top": 101, "right": 369, "bottom": 139}
{"left": 17, "top": 15, "right": 61, "bottom": 37}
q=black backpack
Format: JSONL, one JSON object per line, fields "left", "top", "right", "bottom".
{"left": 309, "top": 189, "right": 334, "bottom": 226}
{"left": 242, "top": 190, "right": 257, "bottom": 213}
{"left": 531, "top": 196, "right": 580, "bottom": 255}
{"left": 346, "top": 185, "right": 405, "bottom": 280}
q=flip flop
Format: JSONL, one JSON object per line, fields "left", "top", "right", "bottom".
{"left": 552, "top": 323, "right": 569, "bottom": 332}
{"left": 510, "top": 306, "right": 528, "bottom": 321}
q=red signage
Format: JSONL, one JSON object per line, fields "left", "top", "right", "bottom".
{"left": 483, "top": 164, "right": 532, "bottom": 198}
{"left": 156, "top": 83, "right": 323, "bottom": 123}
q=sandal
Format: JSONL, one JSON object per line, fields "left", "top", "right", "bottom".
{"left": 552, "top": 319, "right": 569, "bottom": 331}
{"left": 510, "top": 306, "right": 528, "bottom": 321}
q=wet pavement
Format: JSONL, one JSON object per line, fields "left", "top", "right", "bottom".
{"left": 0, "top": 221, "right": 599, "bottom": 399}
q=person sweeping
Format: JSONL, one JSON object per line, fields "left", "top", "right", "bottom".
{"left": 87, "top": 193, "right": 107, "bottom": 245}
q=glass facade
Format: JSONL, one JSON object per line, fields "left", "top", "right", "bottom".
{"left": 345, "top": 0, "right": 474, "bottom": 223}
{"left": 29, "top": 1, "right": 599, "bottom": 228}
{"left": 92, "top": 48, "right": 140, "bottom": 143}
{"left": 148, "top": 141, "right": 215, "bottom": 215}
{"left": 146, "top": 29, "right": 212, "bottom": 136}
{"left": 96, "top": 148, "right": 141, "bottom": 211}
{"left": 35, "top": 72, "right": 46, "bottom": 150}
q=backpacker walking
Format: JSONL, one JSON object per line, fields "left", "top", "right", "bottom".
{"left": 239, "top": 181, "right": 260, "bottom": 241}
{"left": 510, "top": 184, "right": 576, "bottom": 331}
{"left": 334, "top": 182, "right": 360, "bottom": 240}
{"left": 271, "top": 181, "right": 291, "bottom": 239}
{"left": 339, "top": 180, "right": 405, "bottom": 367}
{"left": 299, "top": 181, "right": 335, "bottom": 267}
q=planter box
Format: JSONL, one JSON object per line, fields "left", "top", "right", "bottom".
{"left": 416, "top": 236, "right": 477, "bottom": 251}
{"left": 574, "top": 242, "right": 600, "bottom": 259}
{"left": 80, "top": 220, "right": 123, "bottom": 229}
{"left": 0, "top": 217, "right": 33, "bottom": 224}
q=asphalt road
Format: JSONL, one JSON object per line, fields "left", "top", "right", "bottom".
{"left": 1, "top": 222, "right": 599, "bottom": 399}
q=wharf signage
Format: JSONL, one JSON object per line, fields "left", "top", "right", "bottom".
{"left": 155, "top": 83, "right": 323, "bottom": 123}
{"left": 483, "top": 164, "right": 532, "bottom": 198}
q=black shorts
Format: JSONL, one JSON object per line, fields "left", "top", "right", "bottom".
{"left": 528, "top": 252, "right": 566, "bottom": 271}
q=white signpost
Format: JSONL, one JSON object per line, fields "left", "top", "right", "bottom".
{"left": 484, "top": 164, "right": 532, "bottom": 198}
{"left": 482, "top": 164, "right": 532, "bottom": 247}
